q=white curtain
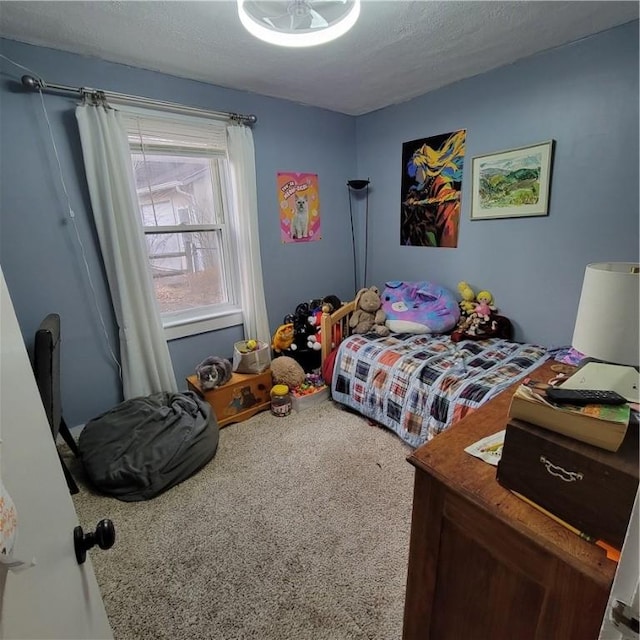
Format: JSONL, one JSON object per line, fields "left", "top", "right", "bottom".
{"left": 226, "top": 125, "right": 270, "bottom": 344}
{"left": 76, "top": 103, "right": 178, "bottom": 398}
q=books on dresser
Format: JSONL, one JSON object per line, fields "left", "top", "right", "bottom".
{"left": 508, "top": 383, "right": 631, "bottom": 452}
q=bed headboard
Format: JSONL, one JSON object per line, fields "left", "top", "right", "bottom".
{"left": 320, "top": 300, "right": 355, "bottom": 364}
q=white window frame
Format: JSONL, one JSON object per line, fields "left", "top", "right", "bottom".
{"left": 123, "top": 110, "right": 243, "bottom": 340}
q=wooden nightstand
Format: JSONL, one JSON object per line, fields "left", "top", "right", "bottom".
{"left": 403, "top": 360, "right": 616, "bottom": 640}
{"left": 186, "top": 369, "right": 272, "bottom": 428}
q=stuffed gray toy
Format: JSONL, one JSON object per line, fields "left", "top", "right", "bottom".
{"left": 196, "top": 356, "right": 233, "bottom": 390}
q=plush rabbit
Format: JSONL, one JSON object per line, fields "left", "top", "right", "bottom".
{"left": 349, "top": 286, "right": 390, "bottom": 336}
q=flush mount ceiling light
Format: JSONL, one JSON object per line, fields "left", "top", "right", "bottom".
{"left": 237, "top": 0, "right": 360, "bottom": 47}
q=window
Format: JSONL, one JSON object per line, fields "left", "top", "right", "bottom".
{"left": 122, "top": 113, "right": 242, "bottom": 339}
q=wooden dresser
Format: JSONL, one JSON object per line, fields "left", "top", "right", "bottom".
{"left": 403, "top": 360, "right": 617, "bottom": 640}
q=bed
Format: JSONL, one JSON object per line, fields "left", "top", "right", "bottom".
{"left": 320, "top": 300, "right": 548, "bottom": 449}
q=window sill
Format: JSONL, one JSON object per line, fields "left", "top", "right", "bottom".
{"left": 164, "top": 309, "right": 243, "bottom": 341}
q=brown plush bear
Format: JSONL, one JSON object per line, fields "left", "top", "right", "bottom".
{"left": 349, "top": 286, "right": 390, "bottom": 336}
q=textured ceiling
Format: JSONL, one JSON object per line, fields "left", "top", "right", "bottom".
{"left": 0, "top": 1, "right": 638, "bottom": 115}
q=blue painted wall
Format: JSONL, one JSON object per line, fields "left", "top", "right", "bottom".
{"left": 0, "top": 39, "right": 356, "bottom": 425}
{"left": 356, "top": 20, "right": 639, "bottom": 348}
{"left": 1, "top": 21, "right": 638, "bottom": 426}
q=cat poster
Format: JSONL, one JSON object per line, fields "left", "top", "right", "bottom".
{"left": 277, "top": 172, "right": 321, "bottom": 243}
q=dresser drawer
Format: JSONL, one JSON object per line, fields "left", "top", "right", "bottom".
{"left": 186, "top": 370, "right": 272, "bottom": 427}
{"left": 497, "top": 418, "right": 638, "bottom": 549}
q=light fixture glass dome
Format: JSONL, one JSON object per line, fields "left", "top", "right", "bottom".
{"left": 237, "top": 0, "right": 360, "bottom": 48}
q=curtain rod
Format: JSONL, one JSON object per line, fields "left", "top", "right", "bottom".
{"left": 20, "top": 75, "right": 257, "bottom": 126}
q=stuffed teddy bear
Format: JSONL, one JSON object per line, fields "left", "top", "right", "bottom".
{"left": 271, "top": 355, "right": 306, "bottom": 388}
{"left": 349, "top": 286, "right": 390, "bottom": 336}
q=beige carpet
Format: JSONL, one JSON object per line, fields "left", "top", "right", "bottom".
{"left": 70, "top": 400, "right": 415, "bottom": 640}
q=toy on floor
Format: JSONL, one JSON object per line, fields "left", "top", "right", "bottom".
{"left": 272, "top": 323, "right": 296, "bottom": 353}
{"left": 271, "top": 355, "right": 306, "bottom": 388}
{"left": 281, "top": 295, "right": 342, "bottom": 353}
{"left": 284, "top": 303, "right": 311, "bottom": 351}
{"left": 292, "top": 372, "right": 327, "bottom": 397}
{"left": 307, "top": 331, "right": 321, "bottom": 351}
{"left": 306, "top": 307, "right": 323, "bottom": 350}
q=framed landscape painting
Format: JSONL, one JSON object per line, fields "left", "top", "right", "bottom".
{"left": 471, "top": 140, "right": 554, "bottom": 220}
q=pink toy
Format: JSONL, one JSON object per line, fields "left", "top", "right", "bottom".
{"left": 474, "top": 290, "right": 497, "bottom": 322}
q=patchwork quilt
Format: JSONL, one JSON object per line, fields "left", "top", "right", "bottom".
{"left": 331, "top": 333, "right": 548, "bottom": 449}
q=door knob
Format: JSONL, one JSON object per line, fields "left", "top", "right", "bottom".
{"left": 74, "top": 519, "right": 116, "bottom": 565}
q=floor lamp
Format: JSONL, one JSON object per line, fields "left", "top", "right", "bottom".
{"left": 347, "top": 179, "right": 370, "bottom": 295}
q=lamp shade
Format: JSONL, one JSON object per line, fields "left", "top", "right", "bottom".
{"left": 571, "top": 262, "right": 639, "bottom": 366}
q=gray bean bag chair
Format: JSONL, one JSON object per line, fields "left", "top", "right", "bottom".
{"left": 78, "top": 391, "right": 218, "bottom": 501}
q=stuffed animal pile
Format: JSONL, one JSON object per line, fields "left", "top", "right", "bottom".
{"left": 451, "top": 281, "right": 512, "bottom": 341}
{"left": 277, "top": 295, "right": 342, "bottom": 354}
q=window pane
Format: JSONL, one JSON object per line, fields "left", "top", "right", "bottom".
{"left": 145, "top": 231, "right": 229, "bottom": 313}
{"left": 131, "top": 153, "right": 217, "bottom": 225}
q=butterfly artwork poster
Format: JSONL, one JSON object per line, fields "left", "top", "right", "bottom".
{"left": 400, "top": 129, "right": 466, "bottom": 248}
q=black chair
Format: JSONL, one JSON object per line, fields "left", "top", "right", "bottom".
{"left": 33, "top": 313, "right": 80, "bottom": 494}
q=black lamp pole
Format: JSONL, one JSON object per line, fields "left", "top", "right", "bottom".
{"left": 347, "top": 179, "right": 370, "bottom": 295}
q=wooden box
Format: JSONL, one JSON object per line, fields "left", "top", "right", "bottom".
{"left": 497, "top": 418, "right": 639, "bottom": 549}
{"left": 186, "top": 370, "right": 272, "bottom": 428}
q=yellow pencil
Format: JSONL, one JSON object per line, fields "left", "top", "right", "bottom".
{"left": 511, "top": 491, "right": 620, "bottom": 561}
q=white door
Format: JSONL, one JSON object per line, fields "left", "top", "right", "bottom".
{"left": 0, "top": 268, "right": 113, "bottom": 639}
{"left": 599, "top": 489, "right": 639, "bottom": 640}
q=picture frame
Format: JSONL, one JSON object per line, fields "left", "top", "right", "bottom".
{"left": 470, "top": 140, "right": 554, "bottom": 220}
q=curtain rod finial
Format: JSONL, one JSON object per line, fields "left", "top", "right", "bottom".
{"left": 22, "top": 75, "right": 43, "bottom": 90}
{"left": 232, "top": 113, "right": 258, "bottom": 126}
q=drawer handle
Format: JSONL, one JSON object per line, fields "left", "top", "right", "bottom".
{"left": 539, "top": 456, "right": 584, "bottom": 482}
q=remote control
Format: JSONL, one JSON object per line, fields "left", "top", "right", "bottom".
{"left": 545, "top": 388, "right": 628, "bottom": 405}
